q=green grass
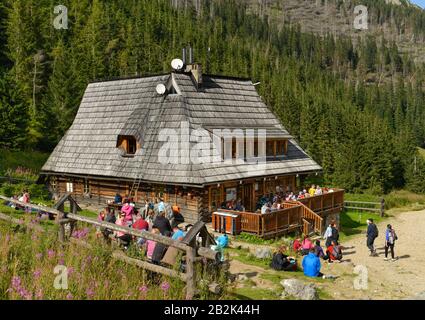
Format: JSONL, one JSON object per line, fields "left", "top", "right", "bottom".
{"left": 231, "top": 287, "right": 282, "bottom": 300}
{"left": 339, "top": 209, "right": 385, "bottom": 241}
{"left": 227, "top": 247, "right": 272, "bottom": 269}
{"left": 417, "top": 147, "right": 425, "bottom": 160}
{"left": 346, "top": 190, "right": 425, "bottom": 211}
{"left": 233, "top": 232, "right": 293, "bottom": 246}
{"left": 344, "top": 193, "right": 381, "bottom": 202}
{"left": 0, "top": 149, "right": 50, "bottom": 175}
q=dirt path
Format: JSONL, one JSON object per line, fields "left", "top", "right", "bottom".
{"left": 335, "top": 209, "right": 425, "bottom": 299}
{"left": 228, "top": 209, "right": 425, "bottom": 300}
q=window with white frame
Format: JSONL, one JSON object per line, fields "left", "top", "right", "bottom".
{"left": 66, "top": 182, "right": 73, "bottom": 193}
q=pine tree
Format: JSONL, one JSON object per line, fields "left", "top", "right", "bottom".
{"left": 0, "top": 74, "right": 28, "bottom": 149}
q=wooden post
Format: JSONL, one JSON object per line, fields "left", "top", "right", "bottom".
{"left": 185, "top": 244, "right": 197, "bottom": 300}
{"left": 275, "top": 212, "right": 278, "bottom": 234}
{"left": 58, "top": 215, "right": 66, "bottom": 243}
{"left": 380, "top": 198, "right": 385, "bottom": 217}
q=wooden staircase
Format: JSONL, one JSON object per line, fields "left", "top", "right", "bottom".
{"left": 284, "top": 201, "right": 324, "bottom": 236}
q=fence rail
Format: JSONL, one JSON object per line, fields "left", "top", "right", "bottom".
{"left": 344, "top": 199, "right": 385, "bottom": 217}
{"left": 0, "top": 195, "right": 220, "bottom": 299}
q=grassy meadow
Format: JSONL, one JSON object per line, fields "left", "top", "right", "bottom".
{"left": 0, "top": 214, "right": 231, "bottom": 300}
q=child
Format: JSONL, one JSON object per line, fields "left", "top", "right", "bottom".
{"left": 293, "top": 238, "right": 302, "bottom": 252}
{"left": 145, "top": 228, "right": 160, "bottom": 260}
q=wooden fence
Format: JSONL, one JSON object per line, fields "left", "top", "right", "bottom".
{"left": 0, "top": 195, "right": 221, "bottom": 299}
{"left": 344, "top": 199, "right": 385, "bottom": 217}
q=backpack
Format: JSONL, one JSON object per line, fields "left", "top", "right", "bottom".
{"left": 374, "top": 225, "right": 379, "bottom": 238}
{"left": 388, "top": 230, "right": 398, "bottom": 244}
{"left": 332, "top": 246, "right": 342, "bottom": 260}
{"left": 331, "top": 227, "right": 339, "bottom": 241}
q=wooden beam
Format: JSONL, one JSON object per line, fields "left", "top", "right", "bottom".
{"left": 185, "top": 246, "right": 196, "bottom": 300}
{"left": 112, "top": 250, "right": 187, "bottom": 282}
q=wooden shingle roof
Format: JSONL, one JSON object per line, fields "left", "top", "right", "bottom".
{"left": 41, "top": 73, "right": 322, "bottom": 186}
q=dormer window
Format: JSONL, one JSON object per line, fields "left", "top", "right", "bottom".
{"left": 169, "top": 85, "right": 178, "bottom": 95}
{"left": 117, "top": 135, "right": 139, "bottom": 156}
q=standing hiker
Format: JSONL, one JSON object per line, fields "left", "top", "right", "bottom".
{"left": 366, "top": 219, "right": 379, "bottom": 256}
{"left": 384, "top": 224, "right": 398, "bottom": 262}
{"left": 324, "top": 221, "right": 339, "bottom": 247}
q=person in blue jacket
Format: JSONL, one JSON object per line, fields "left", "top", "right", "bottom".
{"left": 302, "top": 248, "right": 323, "bottom": 277}
{"left": 216, "top": 233, "right": 229, "bottom": 248}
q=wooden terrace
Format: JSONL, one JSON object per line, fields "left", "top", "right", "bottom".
{"left": 213, "top": 189, "right": 344, "bottom": 239}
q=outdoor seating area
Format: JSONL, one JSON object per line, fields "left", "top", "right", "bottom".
{"left": 212, "top": 189, "right": 344, "bottom": 239}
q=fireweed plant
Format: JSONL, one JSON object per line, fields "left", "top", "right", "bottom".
{"left": 0, "top": 219, "right": 228, "bottom": 300}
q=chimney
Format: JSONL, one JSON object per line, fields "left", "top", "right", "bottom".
{"left": 189, "top": 46, "right": 194, "bottom": 64}
{"left": 182, "top": 48, "right": 187, "bottom": 66}
{"left": 184, "top": 45, "right": 203, "bottom": 89}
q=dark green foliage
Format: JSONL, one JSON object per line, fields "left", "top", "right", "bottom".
{"left": 0, "top": 75, "right": 28, "bottom": 149}
{"left": 0, "top": 0, "right": 424, "bottom": 193}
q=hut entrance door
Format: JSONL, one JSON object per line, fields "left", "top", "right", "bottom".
{"left": 242, "top": 184, "right": 253, "bottom": 212}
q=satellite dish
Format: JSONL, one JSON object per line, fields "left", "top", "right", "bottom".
{"left": 171, "top": 58, "right": 184, "bottom": 71}
{"left": 156, "top": 83, "right": 166, "bottom": 95}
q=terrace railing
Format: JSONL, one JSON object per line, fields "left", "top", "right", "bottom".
{"left": 218, "top": 196, "right": 326, "bottom": 238}
{"left": 296, "top": 189, "right": 345, "bottom": 215}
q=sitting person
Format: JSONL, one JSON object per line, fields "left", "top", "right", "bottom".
{"left": 171, "top": 225, "right": 185, "bottom": 241}
{"left": 293, "top": 238, "right": 302, "bottom": 253}
{"left": 261, "top": 202, "right": 271, "bottom": 214}
{"left": 315, "top": 186, "right": 323, "bottom": 195}
{"left": 216, "top": 233, "right": 229, "bottom": 248}
{"left": 314, "top": 240, "right": 328, "bottom": 260}
{"left": 308, "top": 185, "right": 316, "bottom": 197}
{"left": 115, "top": 212, "right": 132, "bottom": 249}
{"left": 170, "top": 205, "right": 184, "bottom": 229}
{"left": 102, "top": 209, "right": 116, "bottom": 240}
{"left": 152, "top": 231, "right": 172, "bottom": 265}
{"left": 153, "top": 211, "right": 172, "bottom": 236}
{"left": 132, "top": 213, "right": 149, "bottom": 246}
{"left": 326, "top": 240, "right": 343, "bottom": 263}
{"left": 96, "top": 210, "right": 106, "bottom": 238}
{"left": 114, "top": 193, "right": 122, "bottom": 204}
{"left": 301, "top": 235, "right": 314, "bottom": 255}
{"left": 234, "top": 199, "right": 244, "bottom": 212}
{"left": 302, "top": 248, "right": 323, "bottom": 278}
{"left": 270, "top": 246, "right": 297, "bottom": 271}
{"left": 145, "top": 228, "right": 160, "bottom": 260}
{"left": 120, "top": 201, "right": 134, "bottom": 226}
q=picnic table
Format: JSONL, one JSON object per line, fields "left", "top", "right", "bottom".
{"left": 107, "top": 203, "right": 123, "bottom": 215}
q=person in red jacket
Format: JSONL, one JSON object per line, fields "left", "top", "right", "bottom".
{"left": 326, "top": 240, "right": 343, "bottom": 263}
{"left": 132, "top": 214, "right": 149, "bottom": 247}
{"left": 293, "top": 238, "right": 302, "bottom": 253}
